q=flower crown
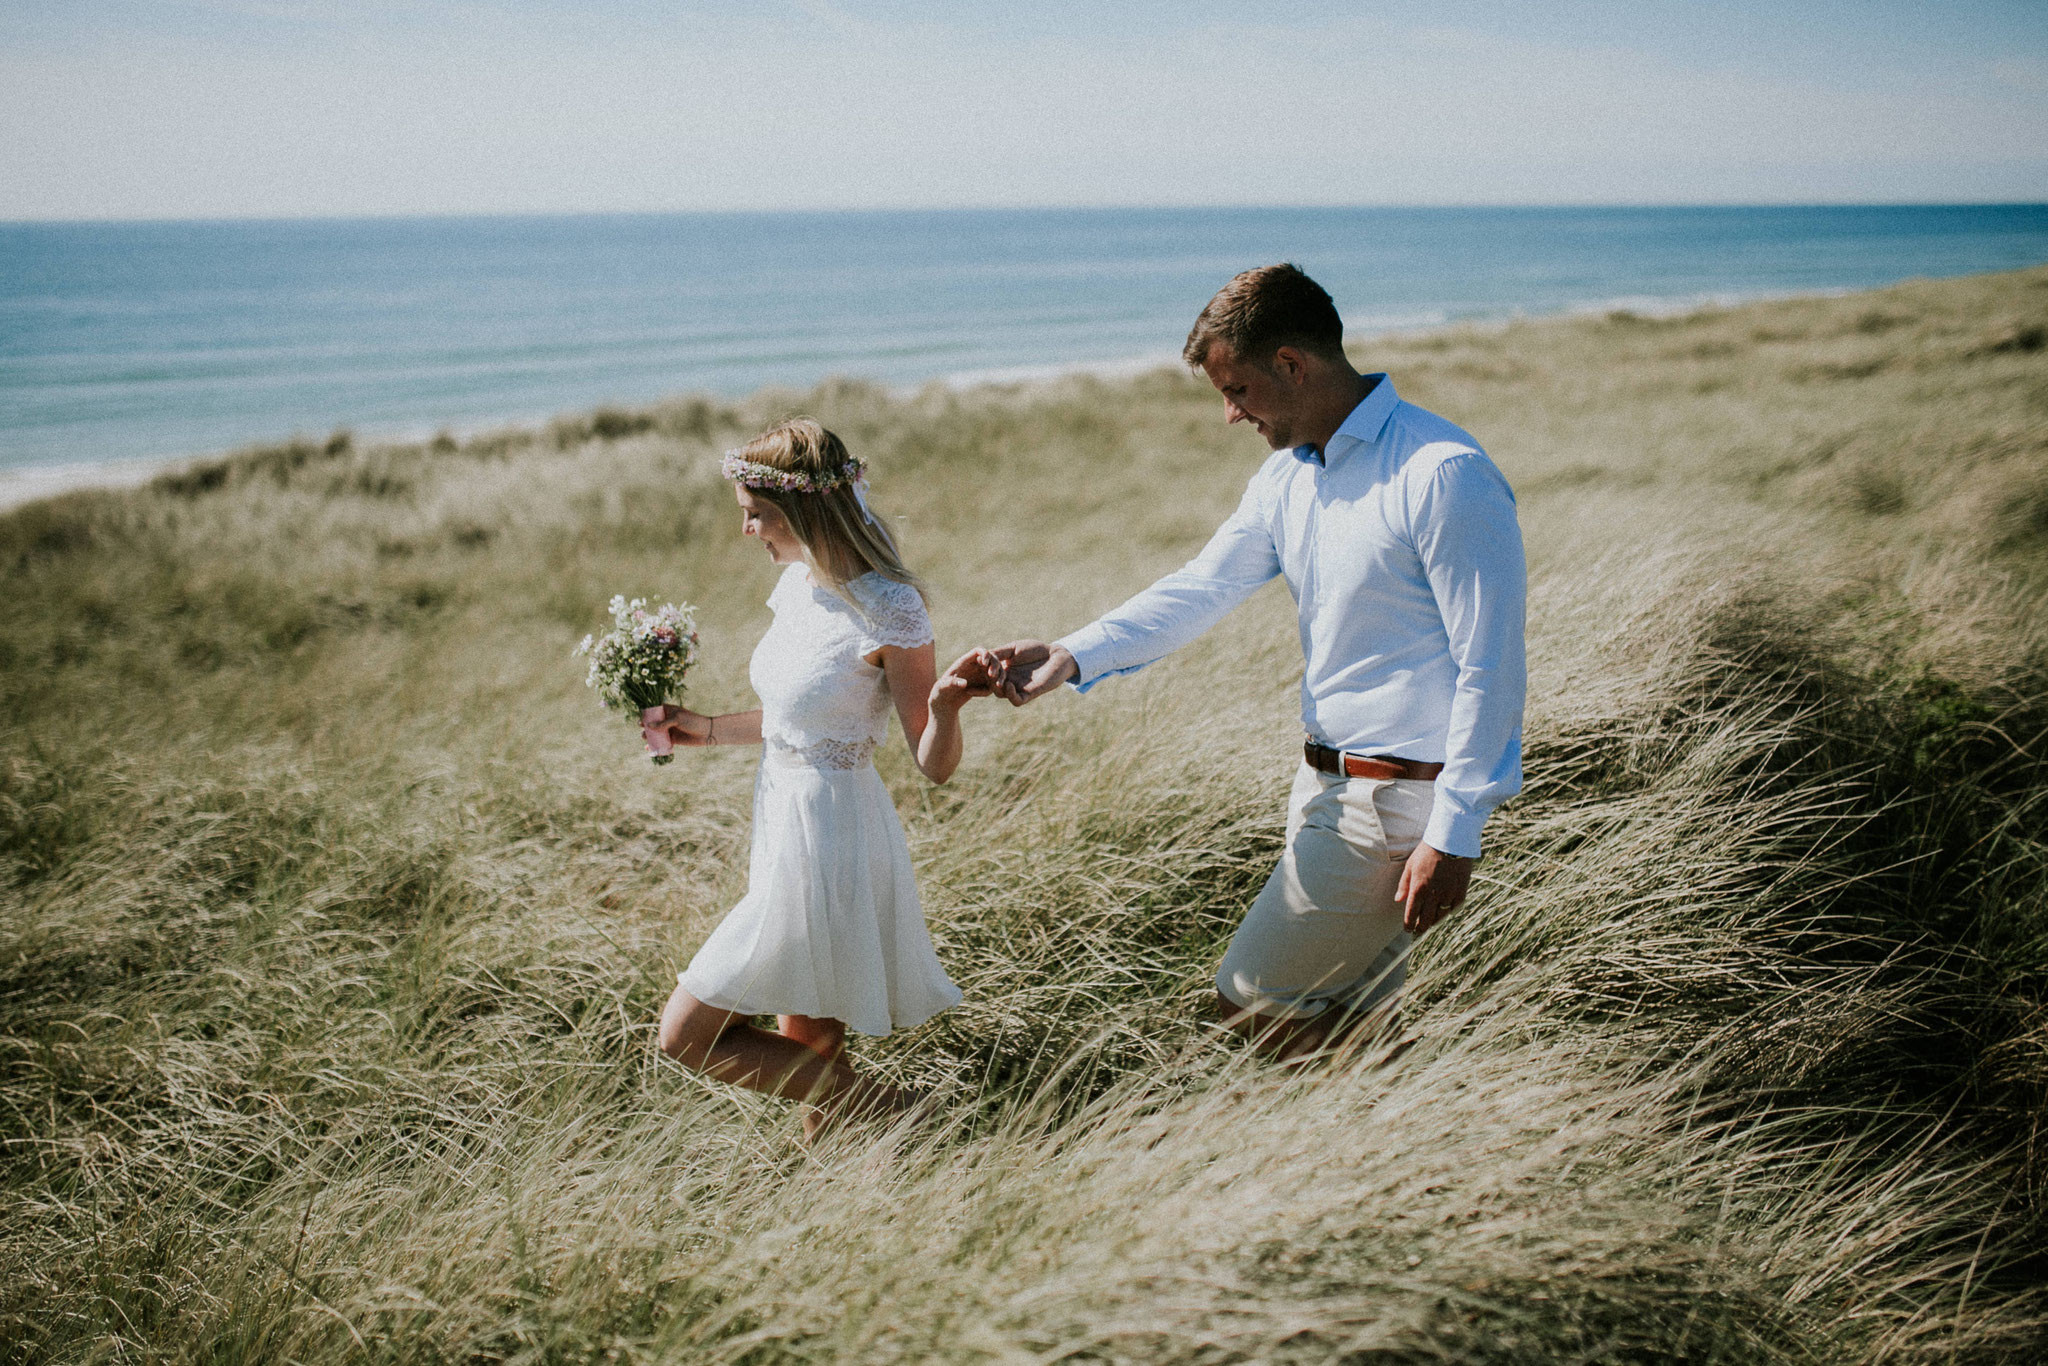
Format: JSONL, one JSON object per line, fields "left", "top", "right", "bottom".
{"left": 720, "top": 450, "right": 867, "bottom": 493}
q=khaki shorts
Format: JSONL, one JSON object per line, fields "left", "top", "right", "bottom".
{"left": 1216, "top": 762, "right": 1437, "bottom": 1021}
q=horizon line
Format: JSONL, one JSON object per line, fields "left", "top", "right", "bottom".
{"left": 5, "top": 198, "right": 2047, "bottom": 229}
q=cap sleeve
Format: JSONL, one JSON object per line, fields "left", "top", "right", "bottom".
{"left": 850, "top": 575, "right": 933, "bottom": 653}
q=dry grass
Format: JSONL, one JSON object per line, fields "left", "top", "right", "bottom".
{"left": 3, "top": 266, "right": 2047, "bottom": 1363}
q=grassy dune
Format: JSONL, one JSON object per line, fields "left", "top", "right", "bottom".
{"left": 4, "top": 266, "right": 2048, "bottom": 1363}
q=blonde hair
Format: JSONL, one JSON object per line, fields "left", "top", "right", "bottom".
{"left": 728, "top": 419, "right": 926, "bottom": 605}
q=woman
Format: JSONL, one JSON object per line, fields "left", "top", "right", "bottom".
{"left": 643, "top": 419, "right": 991, "bottom": 1140}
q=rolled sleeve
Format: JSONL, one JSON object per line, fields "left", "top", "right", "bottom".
{"left": 1411, "top": 453, "right": 1527, "bottom": 857}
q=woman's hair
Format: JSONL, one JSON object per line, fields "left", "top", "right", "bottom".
{"left": 727, "top": 419, "right": 925, "bottom": 604}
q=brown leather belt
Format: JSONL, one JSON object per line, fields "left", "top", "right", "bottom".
{"left": 1304, "top": 740, "right": 1443, "bottom": 782}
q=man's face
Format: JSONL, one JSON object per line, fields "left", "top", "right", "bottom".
{"left": 1200, "top": 344, "right": 1303, "bottom": 451}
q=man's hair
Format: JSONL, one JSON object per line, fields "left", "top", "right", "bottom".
{"left": 1182, "top": 263, "right": 1346, "bottom": 369}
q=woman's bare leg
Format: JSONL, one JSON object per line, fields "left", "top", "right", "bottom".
{"left": 779, "top": 1013, "right": 848, "bottom": 1141}
{"left": 657, "top": 986, "right": 911, "bottom": 1134}
{"left": 777, "top": 1012, "right": 926, "bottom": 1139}
{"left": 778, "top": 1013, "right": 845, "bottom": 1061}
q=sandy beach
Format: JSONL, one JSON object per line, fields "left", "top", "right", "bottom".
{"left": 0, "top": 454, "right": 191, "bottom": 512}
{"left": 0, "top": 351, "right": 1191, "bottom": 515}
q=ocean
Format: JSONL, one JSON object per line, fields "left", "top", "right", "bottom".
{"left": 3, "top": 204, "right": 2046, "bottom": 475}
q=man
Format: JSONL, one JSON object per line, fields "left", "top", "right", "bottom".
{"left": 993, "top": 263, "right": 1526, "bottom": 1059}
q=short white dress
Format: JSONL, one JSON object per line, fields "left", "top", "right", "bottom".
{"left": 679, "top": 563, "right": 963, "bottom": 1037}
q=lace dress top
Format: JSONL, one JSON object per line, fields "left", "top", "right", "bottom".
{"left": 750, "top": 564, "right": 934, "bottom": 769}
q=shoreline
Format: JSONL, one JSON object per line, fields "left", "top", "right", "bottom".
{"left": 0, "top": 280, "right": 1890, "bottom": 517}
{"left": 0, "top": 349, "right": 1196, "bottom": 515}
{"left": 0, "top": 454, "right": 196, "bottom": 513}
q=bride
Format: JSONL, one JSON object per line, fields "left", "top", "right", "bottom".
{"left": 641, "top": 418, "right": 993, "bottom": 1140}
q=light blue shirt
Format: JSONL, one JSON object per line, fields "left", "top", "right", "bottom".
{"left": 1056, "top": 375, "right": 1526, "bottom": 858}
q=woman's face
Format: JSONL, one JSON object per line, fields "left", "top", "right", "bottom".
{"left": 735, "top": 485, "right": 801, "bottom": 564}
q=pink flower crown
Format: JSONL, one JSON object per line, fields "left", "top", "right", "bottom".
{"left": 719, "top": 450, "right": 868, "bottom": 493}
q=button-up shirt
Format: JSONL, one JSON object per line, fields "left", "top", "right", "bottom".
{"left": 1057, "top": 375, "right": 1526, "bottom": 857}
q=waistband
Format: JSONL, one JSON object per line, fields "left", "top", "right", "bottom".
{"left": 765, "top": 737, "right": 877, "bottom": 771}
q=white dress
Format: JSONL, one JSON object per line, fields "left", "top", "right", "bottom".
{"left": 679, "top": 564, "right": 962, "bottom": 1037}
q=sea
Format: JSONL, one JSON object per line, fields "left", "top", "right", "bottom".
{"left": 3, "top": 204, "right": 2047, "bottom": 477}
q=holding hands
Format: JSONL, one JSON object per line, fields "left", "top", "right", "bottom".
{"left": 984, "top": 640, "right": 1077, "bottom": 705}
{"left": 931, "top": 648, "right": 1003, "bottom": 713}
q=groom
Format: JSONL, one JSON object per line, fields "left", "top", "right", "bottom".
{"left": 993, "top": 263, "right": 1526, "bottom": 1058}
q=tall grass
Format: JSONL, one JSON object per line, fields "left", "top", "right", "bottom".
{"left": 3, "top": 266, "right": 2047, "bottom": 1362}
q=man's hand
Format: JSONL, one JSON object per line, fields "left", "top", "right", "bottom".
{"left": 987, "top": 640, "right": 1077, "bottom": 706}
{"left": 1396, "top": 843, "right": 1473, "bottom": 935}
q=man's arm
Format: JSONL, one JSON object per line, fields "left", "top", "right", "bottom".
{"left": 994, "top": 469, "right": 1284, "bottom": 705}
{"left": 1414, "top": 451, "right": 1528, "bottom": 861}
{"left": 1391, "top": 452, "right": 1525, "bottom": 935}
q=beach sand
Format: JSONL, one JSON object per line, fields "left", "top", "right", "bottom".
{"left": 0, "top": 454, "right": 190, "bottom": 512}
{"left": 0, "top": 352, "right": 1197, "bottom": 516}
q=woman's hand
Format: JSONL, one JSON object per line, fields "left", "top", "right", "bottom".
{"left": 640, "top": 704, "right": 714, "bottom": 758}
{"left": 930, "top": 649, "right": 998, "bottom": 714}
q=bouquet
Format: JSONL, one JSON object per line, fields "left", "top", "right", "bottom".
{"left": 575, "top": 596, "right": 700, "bottom": 764}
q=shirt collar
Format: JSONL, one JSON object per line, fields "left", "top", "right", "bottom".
{"left": 1291, "top": 374, "right": 1397, "bottom": 469}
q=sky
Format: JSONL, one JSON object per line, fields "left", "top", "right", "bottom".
{"left": 1, "top": 0, "right": 2045, "bottom": 220}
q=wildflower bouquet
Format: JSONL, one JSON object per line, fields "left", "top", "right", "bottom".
{"left": 575, "top": 596, "right": 701, "bottom": 764}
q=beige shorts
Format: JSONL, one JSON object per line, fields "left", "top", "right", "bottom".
{"left": 1216, "top": 762, "right": 1437, "bottom": 1022}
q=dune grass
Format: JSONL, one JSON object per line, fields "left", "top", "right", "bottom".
{"left": 4, "top": 265, "right": 2048, "bottom": 1363}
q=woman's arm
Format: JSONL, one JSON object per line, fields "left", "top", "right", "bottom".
{"left": 874, "top": 643, "right": 994, "bottom": 784}
{"left": 640, "top": 705, "right": 764, "bottom": 757}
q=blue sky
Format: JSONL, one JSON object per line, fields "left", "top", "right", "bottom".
{"left": 2, "top": 1, "right": 2043, "bottom": 219}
